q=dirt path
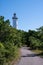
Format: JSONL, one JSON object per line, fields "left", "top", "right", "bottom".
{"left": 17, "top": 47, "right": 43, "bottom": 65}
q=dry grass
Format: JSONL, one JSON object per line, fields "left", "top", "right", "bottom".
{"left": 32, "top": 50, "right": 43, "bottom": 54}
{"left": 32, "top": 49, "right": 43, "bottom": 58}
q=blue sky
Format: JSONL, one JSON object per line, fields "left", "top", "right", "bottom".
{"left": 0, "top": 0, "right": 43, "bottom": 31}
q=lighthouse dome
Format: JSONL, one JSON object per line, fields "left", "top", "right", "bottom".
{"left": 12, "top": 13, "right": 18, "bottom": 19}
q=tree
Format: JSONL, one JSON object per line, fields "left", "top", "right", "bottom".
{"left": 37, "top": 26, "right": 43, "bottom": 42}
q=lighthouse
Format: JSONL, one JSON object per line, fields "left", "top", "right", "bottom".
{"left": 12, "top": 13, "right": 18, "bottom": 28}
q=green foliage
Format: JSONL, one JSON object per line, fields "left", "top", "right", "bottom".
{"left": 29, "top": 36, "right": 41, "bottom": 49}
{"left": 21, "top": 31, "right": 28, "bottom": 46}
{"left": 37, "top": 26, "right": 43, "bottom": 42}
{"left": 0, "top": 16, "right": 43, "bottom": 65}
{"left": 0, "top": 42, "right": 19, "bottom": 65}
{"left": 0, "top": 16, "right": 21, "bottom": 65}
{"left": 0, "top": 42, "right": 6, "bottom": 65}
{"left": 27, "top": 26, "right": 43, "bottom": 50}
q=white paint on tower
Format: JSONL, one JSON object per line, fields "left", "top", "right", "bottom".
{"left": 12, "top": 13, "right": 18, "bottom": 28}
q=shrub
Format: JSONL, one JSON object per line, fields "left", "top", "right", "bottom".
{"left": 0, "top": 42, "right": 6, "bottom": 65}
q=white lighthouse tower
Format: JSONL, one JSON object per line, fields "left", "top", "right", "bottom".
{"left": 12, "top": 13, "right": 18, "bottom": 28}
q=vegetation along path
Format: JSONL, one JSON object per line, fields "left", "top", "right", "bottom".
{"left": 17, "top": 47, "right": 43, "bottom": 65}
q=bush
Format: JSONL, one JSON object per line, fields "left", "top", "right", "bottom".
{"left": 29, "top": 36, "right": 42, "bottom": 49}
{"left": 0, "top": 42, "right": 6, "bottom": 65}
{"left": 0, "top": 42, "right": 20, "bottom": 65}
